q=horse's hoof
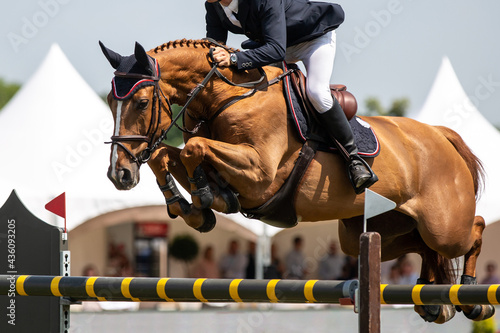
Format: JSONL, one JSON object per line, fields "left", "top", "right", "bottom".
{"left": 415, "top": 304, "right": 440, "bottom": 322}
{"left": 166, "top": 198, "right": 191, "bottom": 219}
{"left": 434, "top": 305, "right": 456, "bottom": 324}
{"left": 167, "top": 205, "right": 178, "bottom": 219}
{"left": 415, "top": 304, "right": 456, "bottom": 324}
{"left": 195, "top": 209, "right": 216, "bottom": 233}
{"left": 464, "top": 305, "right": 496, "bottom": 321}
{"left": 219, "top": 187, "right": 240, "bottom": 214}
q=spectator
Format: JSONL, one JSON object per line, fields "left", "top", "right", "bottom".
{"left": 264, "top": 244, "right": 284, "bottom": 279}
{"left": 219, "top": 240, "right": 248, "bottom": 279}
{"left": 82, "top": 264, "right": 99, "bottom": 277}
{"left": 318, "top": 241, "right": 345, "bottom": 280}
{"left": 340, "top": 256, "right": 358, "bottom": 280}
{"left": 284, "top": 236, "right": 307, "bottom": 279}
{"left": 380, "top": 259, "right": 398, "bottom": 284}
{"left": 193, "top": 245, "right": 220, "bottom": 278}
{"left": 108, "top": 242, "right": 132, "bottom": 277}
{"left": 481, "top": 261, "right": 500, "bottom": 284}
{"left": 397, "top": 256, "right": 418, "bottom": 285}
{"left": 388, "top": 263, "right": 401, "bottom": 285}
{"left": 245, "top": 241, "right": 256, "bottom": 279}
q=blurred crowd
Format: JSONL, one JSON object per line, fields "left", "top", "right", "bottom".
{"left": 191, "top": 236, "right": 417, "bottom": 283}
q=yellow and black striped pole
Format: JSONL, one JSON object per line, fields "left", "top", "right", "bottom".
{"left": 380, "top": 283, "right": 500, "bottom": 306}
{"left": 0, "top": 275, "right": 357, "bottom": 303}
{"left": 4, "top": 275, "right": 499, "bottom": 305}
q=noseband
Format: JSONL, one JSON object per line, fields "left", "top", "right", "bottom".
{"left": 107, "top": 40, "right": 270, "bottom": 166}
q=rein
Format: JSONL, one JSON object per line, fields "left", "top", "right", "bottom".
{"left": 108, "top": 41, "right": 292, "bottom": 166}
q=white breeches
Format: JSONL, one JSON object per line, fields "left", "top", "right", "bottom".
{"left": 285, "top": 31, "right": 337, "bottom": 113}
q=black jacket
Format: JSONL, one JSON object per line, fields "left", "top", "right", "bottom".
{"left": 205, "top": 0, "right": 344, "bottom": 70}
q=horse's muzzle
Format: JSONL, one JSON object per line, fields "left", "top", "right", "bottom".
{"left": 107, "top": 165, "right": 139, "bottom": 190}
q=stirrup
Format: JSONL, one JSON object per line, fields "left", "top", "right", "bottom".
{"left": 347, "top": 157, "right": 378, "bottom": 194}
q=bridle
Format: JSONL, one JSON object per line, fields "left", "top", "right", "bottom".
{"left": 107, "top": 39, "right": 290, "bottom": 166}
{"left": 107, "top": 67, "right": 169, "bottom": 165}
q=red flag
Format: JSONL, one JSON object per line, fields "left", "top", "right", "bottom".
{"left": 45, "top": 192, "right": 66, "bottom": 219}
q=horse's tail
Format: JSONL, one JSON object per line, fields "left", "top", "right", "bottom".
{"left": 422, "top": 245, "right": 459, "bottom": 283}
{"left": 436, "top": 126, "right": 485, "bottom": 199}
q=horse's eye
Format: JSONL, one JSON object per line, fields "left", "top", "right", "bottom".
{"left": 138, "top": 99, "right": 149, "bottom": 110}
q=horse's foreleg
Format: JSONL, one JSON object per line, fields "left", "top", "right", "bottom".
{"left": 456, "top": 216, "right": 495, "bottom": 321}
{"left": 148, "top": 144, "right": 241, "bottom": 232}
{"left": 157, "top": 172, "right": 216, "bottom": 232}
{"left": 180, "top": 137, "right": 277, "bottom": 209}
{"left": 148, "top": 146, "right": 215, "bottom": 232}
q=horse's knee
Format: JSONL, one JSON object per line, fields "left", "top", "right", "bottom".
{"left": 180, "top": 137, "right": 207, "bottom": 167}
{"left": 306, "top": 86, "right": 332, "bottom": 113}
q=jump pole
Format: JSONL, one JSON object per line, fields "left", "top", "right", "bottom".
{"left": 0, "top": 275, "right": 358, "bottom": 304}
{"left": 358, "top": 190, "right": 396, "bottom": 333}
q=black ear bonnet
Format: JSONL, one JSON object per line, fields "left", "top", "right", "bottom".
{"left": 100, "top": 41, "right": 160, "bottom": 100}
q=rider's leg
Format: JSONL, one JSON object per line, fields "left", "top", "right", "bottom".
{"left": 287, "top": 31, "right": 377, "bottom": 193}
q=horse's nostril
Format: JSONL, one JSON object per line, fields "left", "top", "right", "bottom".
{"left": 118, "top": 168, "right": 133, "bottom": 185}
{"left": 108, "top": 165, "right": 138, "bottom": 190}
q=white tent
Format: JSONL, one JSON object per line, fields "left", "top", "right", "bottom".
{"left": 414, "top": 57, "right": 500, "bottom": 225}
{"left": 0, "top": 43, "right": 280, "bottom": 238}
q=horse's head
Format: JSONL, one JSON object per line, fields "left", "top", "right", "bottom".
{"left": 100, "top": 41, "right": 171, "bottom": 190}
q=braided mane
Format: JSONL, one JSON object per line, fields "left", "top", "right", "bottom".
{"left": 152, "top": 38, "right": 239, "bottom": 54}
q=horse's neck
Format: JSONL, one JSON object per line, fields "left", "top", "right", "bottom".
{"left": 156, "top": 53, "right": 246, "bottom": 115}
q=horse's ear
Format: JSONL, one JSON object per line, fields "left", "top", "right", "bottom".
{"left": 99, "top": 41, "right": 122, "bottom": 69}
{"left": 134, "top": 42, "right": 152, "bottom": 74}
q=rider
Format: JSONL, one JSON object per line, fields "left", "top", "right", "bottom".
{"left": 204, "top": 0, "right": 378, "bottom": 194}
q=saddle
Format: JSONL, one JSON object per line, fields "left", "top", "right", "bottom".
{"left": 287, "top": 63, "right": 358, "bottom": 121}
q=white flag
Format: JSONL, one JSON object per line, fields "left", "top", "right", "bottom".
{"left": 364, "top": 189, "right": 396, "bottom": 220}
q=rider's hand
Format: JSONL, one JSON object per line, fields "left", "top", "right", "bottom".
{"left": 212, "top": 47, "right": 230, "bottom": 67}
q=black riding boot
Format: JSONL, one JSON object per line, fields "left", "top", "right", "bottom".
{"left": 317, "top": 99, "right": 378, "bottom": 194}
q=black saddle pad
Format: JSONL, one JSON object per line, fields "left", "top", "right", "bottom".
{"left": 283, "top": 69, "right": 380, "bottom": 157}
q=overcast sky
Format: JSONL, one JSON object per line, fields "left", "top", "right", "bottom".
{"left": 1, "top": 0, "right": 499, "bottom": 125}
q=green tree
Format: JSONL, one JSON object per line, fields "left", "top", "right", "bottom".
{"left": 164, "top": 104, "right": 185, "bottom": 147}
{"left": 363, "top": 97, "right": 410, "bottom": 117}
{"left": 169, "top": 234, "right": 199, "bottom": 276}
{"left": 0, "top": 78, "right": 21, "bottom": 110}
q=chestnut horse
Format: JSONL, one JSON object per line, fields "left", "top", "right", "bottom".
{"left": 100, "top": 39, "right": 493, "bottom": 323}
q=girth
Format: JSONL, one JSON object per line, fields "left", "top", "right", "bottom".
{"left": 241, "top": 141, "right": 317, "bottom": 228}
